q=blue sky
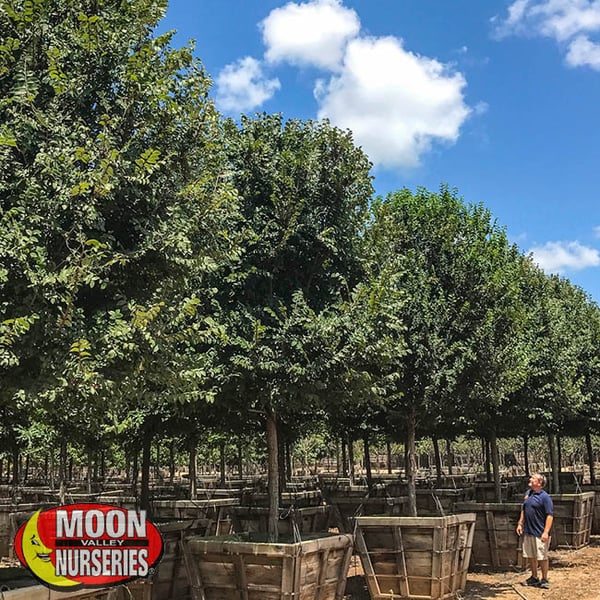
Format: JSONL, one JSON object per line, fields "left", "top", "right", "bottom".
{"left": 159, "top": 0, "right": 600, "bottom": 302}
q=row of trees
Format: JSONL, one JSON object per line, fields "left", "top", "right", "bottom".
{"left": 2, "top": 1, "right": 600, "bottom": 536}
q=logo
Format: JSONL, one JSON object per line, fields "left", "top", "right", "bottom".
{"left": 14, "top": 503, "right": 163, "bottom": 590}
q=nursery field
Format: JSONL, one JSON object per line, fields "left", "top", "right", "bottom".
{"left": 344, "top": 536, "right": 600, "bottom": 599}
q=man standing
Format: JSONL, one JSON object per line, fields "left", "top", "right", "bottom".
{"left": 516, "top": 473, "right": 554, "bottom": 589}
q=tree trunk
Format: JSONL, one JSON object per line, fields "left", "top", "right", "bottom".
{"left": 386, "top": 440, "right": 392, "bottom": 475}
{"left": 87, "top": 449, "right": 93, "bottom": 495}
{"left": 24, "top": 455, "right": 30, "bottom": 483}
{"left": 445, "top": 439, "right": 454, "bottom": 476}
{"left": 140, "top": 432, "right": 152, "bottom": 513}
{"left": 557, "top": 435, "right": 562, "bottom": 476}
{"left": 59, "top": 437, "right": 68, "bottom": 505}
{"left": 484, "top": 438, "right": 492, "bottom": 482}
{"left": 219, "top": 440, "right": 226, "bottom": 488}
{"left": 285, "top": 441, "right": 292, "bottom": 482}
{"left": 237, "top": 442, "right": 243, "bottom": 480}
{"left": 523, "top": 434, "right": 530, "bottom": 477}
{"left": 132, "top": 450, "right": 139, "bottom": 495}
{"left": 49, "top": 451, "right": 55, "bottom": 490}
{"left": 341, "top": 437, "right": 348, "bottom": 477}
{"left": 489, "top": 430, "right": 502, "bottom": 503}
{"left": 548, "top": 433, "right": 560, "bottom": 494}
{"left": 277, "top": 428, "right": 286, "bottom": 495}
{"left": 363, "top": 435, "right": 373, "bottom": 490}
{"left": 433, "top": 436, "right": 443, "bottom": 488}
{"left": 155, "top": 440, "right": 161, "bottom": 480}
{"left": 189, "top": 438, "right": 197, "bottom": 501}
{"left": 348, "top": 436, "right": 355, "bottom": 484}
{"left": 585, "top": 430, "right": 596, "bottom": 485}
{"left": 406, "top": 405, "right": 418, "bottom": 517}
{"left": 266, "top": 409, "right": 280, "bottom": 543}
{"left": 11, "top": 445, "right": 19, "bottom": 487}
{"left": 169, "top": 440, "right": 175, "bottom": 484}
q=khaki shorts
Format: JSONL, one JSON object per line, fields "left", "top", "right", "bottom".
{"left": 522, "top": 534, "right": 550, "bottom": 560}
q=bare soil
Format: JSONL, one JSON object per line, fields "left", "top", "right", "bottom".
{"left": 344, "top": 535, "right": 600, "bottom": 600}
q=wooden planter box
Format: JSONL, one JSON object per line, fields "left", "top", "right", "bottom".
{"left": 355, "top": 514, "right": 476, "bottom": 600}
{"left": 231, "top": 505, "right": 331, "bottom": 535}
{"left": 184, "top": 532, "right": 354, "bottom": 600}
{"left": 455, "top": 501, "right": 525, "bottom": 570}
{"left": 562, "top": 485, "right": 600, "bottom": 534}
{"left": 150, "top": 498, "right": 238, "bottom": 536}
{"left": 383, "top": 484, "right": 475, "bottom": 514}
{"left": 552, "top": 492, "right": 595, "bottom": 548}
{"left": 321, "top": 486, "right": 370, "bottom": 504}
{"left": 328, "top": 496, "right": 407, "bottom": 533}
{"left": 473, "top": 482, "right": 522, "bottom": 503}
{"left": 241, "top": 489, "right": 323, "bottom": 508}
{"left": 151, "top": 519, "right": 222, "bottom": 600}
{"left": 0, "top": 570, "right": 150, "bottom": 600}
{"left": 1, "top": 503, "right": 55, "bottom": 559}
{"left": 415, "top": 489, "right": 476, "bottom": 516}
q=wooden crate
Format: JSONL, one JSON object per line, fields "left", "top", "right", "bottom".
{"left": 455, "top": 501, "right": 525, "bottom": 570}
{"left": 150, "top": 499, "right": 238, "bottom": 536}
{"left": 328, "top": 496, "right": 407, "bottom": 533}
{"left": 1, "top": 580, "right": 151, "bottom": 600}
{"left": 561, "top": 485, "right": 600, "bottom": 534}
{"left": 241, "top": 489, "right": 323, "bottom": 508}
{"left": 152, "top": 520, "right": 221, "bottom": 600}
{"left": 473, "top": 482, "right": 522, "bottom": 503}
{"left": 231, "top": 505, "right": 331, "bottom": 535}
{"left": 184, "top": 532, "right": 354, "bottom": 600}
{"left": 415, "top": 489, "right": 476, "bottom": 516}
{"left": 355, "top": 514, "right": 476, "bottom": 600}
{"left": 1, "top": 503, "right": 55, "bottom": 559}
{"left": 552, "top": 492, "right": 595, "bottom": 548}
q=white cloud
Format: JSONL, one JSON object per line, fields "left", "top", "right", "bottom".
{"left": 566, "top": 34, "right": 600, "bottom": 68}
{"left": 216, "top": 57, "right": 280, "bottom": 113}
{"left": 314, "top": 36, "right": 471, "bottom": 168}
{"left": 261, "top": 0, "right": 360, "bottom": 70}
{"left": 593, "top": 226, "right": 600, "bottom": 237}
{"left": 492, "top": 0, "right": 532, "bottom": 38}
{"left": 529, "top": 240, "right": 600, "bottom": 273}
{"left": 494, "top": 1, "right": 600, "bottom": 69}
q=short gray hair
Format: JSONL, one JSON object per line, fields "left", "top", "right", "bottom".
{"left": 531, "top": 472, "right": 546, "bottom": 487}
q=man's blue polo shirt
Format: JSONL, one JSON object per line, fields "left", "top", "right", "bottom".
{"left": 523, "top": 489, "right": 553, "bottom": 537}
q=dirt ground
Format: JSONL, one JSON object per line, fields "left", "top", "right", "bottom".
{"left": 344, "top": 535, "right": 600, "bottom": 600}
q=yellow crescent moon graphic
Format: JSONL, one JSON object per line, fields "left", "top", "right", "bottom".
{"left": 21, "top": 509, "right": 80, "bottom": 588}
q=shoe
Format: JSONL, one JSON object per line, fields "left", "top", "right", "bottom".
{"left": 522, "top": 576, "right": 540, "bottom": 586}
{"left": 538, "top": 578, "right": 550, "bottom": 589}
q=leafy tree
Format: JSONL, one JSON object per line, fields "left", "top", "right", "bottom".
{"left": 511, "top": 275, "right": 596, "bottom": 491}
{"left": 0, "top": 0, "right": 239, "bottom": 500}
{"left": 365, "top": 186, "right": 530, "bottom": 511}
{"left": 221, "top": 114, "right": 373, "bottom": 540}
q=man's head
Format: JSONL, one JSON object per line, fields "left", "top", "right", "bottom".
{"left": 528, "top": 473, "right": 546, "bottom": 492}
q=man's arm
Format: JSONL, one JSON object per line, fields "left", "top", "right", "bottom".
{"left": 541, "top": 514, "right": 553, "bottom": 543}
{"left": 516, "top": 510, "right": 524, "bottom": 535}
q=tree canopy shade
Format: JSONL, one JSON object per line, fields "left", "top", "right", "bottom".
{"left": 0, "top": 0, "right": 239, "bottom": 500}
